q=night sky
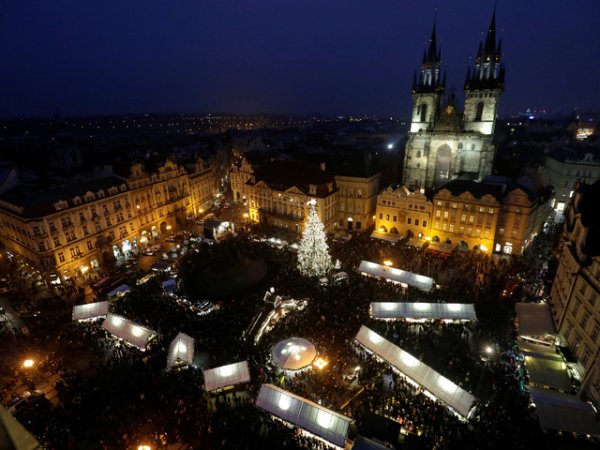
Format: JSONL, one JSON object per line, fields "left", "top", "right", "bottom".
{"left": 1, "top": 0, "right": 598, "bottom": 118}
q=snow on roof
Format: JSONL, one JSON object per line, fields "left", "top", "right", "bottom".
{"left": 271, "top": 338, "right": 317, "bottom": 371}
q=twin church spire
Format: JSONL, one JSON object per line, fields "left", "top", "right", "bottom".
{"left": 413, "top": 9, "right": 505, "bottom": 96}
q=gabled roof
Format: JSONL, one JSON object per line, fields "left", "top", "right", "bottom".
{"left": 248, "top": 160, "right": 336, "bottom": 198}
{"left": 436, "top": 179, "right": 503, "bottom": 202}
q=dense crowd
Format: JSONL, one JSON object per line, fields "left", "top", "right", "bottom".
{"left": 1, "top": 226, "right": 595, "bottom": 449}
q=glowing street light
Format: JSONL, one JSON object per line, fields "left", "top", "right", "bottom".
{"left": 313, "top": 357, "right": 328, "bottom": 370}
{"left": 138, "top": 445, "right": 152, "bottom": 450}
{"left": 383, "top": 260, "right": 393, "bottom": 267}
{"left": 22, "top": 359, "right": 35, "bottom": 369}
{"left": 387, "top": 143, "right": 394, "bottom": 150}
{"left": 166, "top": 225, "right": 172, "bottom": 231}
{"left": 485, "top": 346, "right": 494, "bottom": 355}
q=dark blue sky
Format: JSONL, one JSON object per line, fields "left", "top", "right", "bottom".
{"left": 1, "top": 0, "right": 598, "bottom": 118}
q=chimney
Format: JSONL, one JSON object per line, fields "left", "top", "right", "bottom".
{"left": 320, "top": 162, "right": 326, "bottom": 171}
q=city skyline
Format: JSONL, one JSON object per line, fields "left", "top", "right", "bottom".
{"left": 1, "top": 0, "right": 599, "bottom": 118}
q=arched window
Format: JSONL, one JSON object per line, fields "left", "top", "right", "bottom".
{"left": 420, "top": 104, "right": 428, "bottom": 122}
{"left": 475, "top": 102, "right": 484, "bottom": 121}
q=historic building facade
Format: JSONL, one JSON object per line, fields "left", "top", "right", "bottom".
{"left": 335, "top": 173, "right": 380, "bottom": 231}
{"left": 373, "top": 178, "right": 552, "bottom": 256}
{"left": 403, "top": 13, "right": 505, "bottom": 189}
{"left": 244, "top": 160, "right": 338, "bottom": 232}
{"left": 549, "top": 181, "right": 600, "bottom": 407}
{"left": 0, "top": 159, "right": 215, "bottom": 282}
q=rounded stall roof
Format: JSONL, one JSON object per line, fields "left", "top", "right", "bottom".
{"left": 272, "top": 337, "right": 317, "bottom": 371}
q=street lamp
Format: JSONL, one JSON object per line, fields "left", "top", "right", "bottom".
{"left": 383, "top": 260, "right": 393, "bottom": 268}
{"left": 22, "top": 359, "right": 35, "bottom": 369}
{"left": 485, "top": 346, "right": 494, "bottom": 355}
{"left": 138, "top": 446, "right": 152, "bottom": 450}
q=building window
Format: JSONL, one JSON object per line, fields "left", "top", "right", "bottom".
{"left": 461, "top": 213, "right": 467, "bottom": 222}
{"left": 488, "top": 208, "right": 495, "bottom": 215}
{"left": 415, "top": 219, "right": 419, "bottom": 226}
{"left": 498, "top": 227, "right": 504, "bottom": 236}
{"left": 407, "top": 218, "right": 411, "bottom": 224}
{"left": 386, "top": 214, "right": 390, "bottom": 221}
{"left": 53, "top": 237, "right": 60, "bottom": 247}
{"left": 58, "top": 252, "right": 65, "bottom": 263}
{"left": 469, "top": 215, "right": 474, "bottom": 223}
{"left": 87, "top": 241, "right": 93, "bottom": 251}
{"left": 443, "top": 211, "right": 449, "bottom": 219}
{"left": 422, "top": 220, "right": 427, "bottom": 228}
{"left": 449, "top": 224, "right": 455, "bottom": 232}
{"left": 393, "top": 216, "right": 397, "bottom": 222}
{"left": 435, "top": 210, "right": 441, "bottom": 218}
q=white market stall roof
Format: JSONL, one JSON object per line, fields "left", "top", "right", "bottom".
{"left": 203, "top": 361, "right": 250, "bottom": 392}
{"left": 518, "top": 341, "right": 572, "bottom": 391}
{"left": 370, "top": 302, "right": 476, "bottom": 321}
{"left": 358, "top": 260, "right": 434, "bottom": 292}
{"left": 355, "top": 325, "right": 475, "bottom": 418}
{"left": 272, "top": 337, "right": 317, "bottom": 371}
{"left": 370, "top": 231, "right": 401, "bottom": 243}
{"left": 256, "top": 383, "right": 352, "bottom": 448}
{"left": 529, "top": 386, "right": 600, "bottom": 436}
{"left": 516, "top": 303, "right": 556, "bottom": 340}
{"left": 162, "top": 278, "right": 177, "bottom": 294}
{"left": 167, "top": 332, "right": 195, "bottom": 369}
{"left": 106, "top": 284, "right": 131, "bottom": 298}
{"left": 0, "top": 405, "right": 43, "bottom": 450}
{"left": 102, "top": 313, "right": 156, "bottom": 350}
{"left": 72, "top": 301, "right": 109, "bottom": 321}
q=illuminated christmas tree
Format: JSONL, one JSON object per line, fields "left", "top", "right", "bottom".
{"left": 297, "top": 200, "right": 332, "bottom": 277}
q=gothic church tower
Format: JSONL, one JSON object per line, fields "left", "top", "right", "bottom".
{"left": 402, "top": 11, "right": 504, "bottom": 190}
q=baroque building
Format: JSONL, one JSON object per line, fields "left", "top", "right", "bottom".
{"left": 549, "top": 181, "right": 600, "bottom": 407}
{"left": 373, "top": 178, "right": 552, "bottom": 256}
{"left": 0, "top": 159, "right": 215, "bottom": 282}
{"left": 403, "top": 13, "right": 505, "bottom": 189}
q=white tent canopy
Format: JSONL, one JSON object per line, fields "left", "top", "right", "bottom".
{"left": 102, "top": 313, "right": 155, "bottom": 350}
{"left": 358, "top": 260, "right": 434, "bottom": 292}
{"left": 106, "top": 284, "right": 131, "bottom": 298}
{"left": 371, "top": 302, "right": 476, "bottom": 321}
{"left": 72, "top": 301, "right": 109, "bottom": 321}
{"left": 516, "top": 303, "right": 556, "bottom": 343}
{"left": 167, "top": 332, "right": 195, "bottom": 369}
{"left": 256, "top": 384, "right": 352, "bottom": 448}
{"left": 518, "top": 341, "right": 572, "bottom": 391}
{"left": 162, "top": 278, "right": 177, "bottom": 295}
{"left": 355, "top": 326, "right": 475, "bottom": 418}
{"left": 203, "top": 361, "right": 250, "bottom": 392}
{"left": 272, "top": 337, "right": 317, "bottom": 371}
{"left": 529, "top": 387, "right": 600, "bottom": 436}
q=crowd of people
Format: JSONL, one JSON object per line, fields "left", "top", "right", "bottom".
{"left": 1, "top": 224, "right": 595, "bottom": 449}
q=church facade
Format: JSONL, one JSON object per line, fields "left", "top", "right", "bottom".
{"left": 403, "top": 13, "right": 505, "bottom": 190}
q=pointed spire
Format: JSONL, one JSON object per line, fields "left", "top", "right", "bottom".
{"left": 426, "top": 21, "right": 439, "bottom": 63}
{"left": 484, "top": 7, "right": 497, "bottom": 55}
{"left": 464, "top": 66, "right": 472, "bottom": 89}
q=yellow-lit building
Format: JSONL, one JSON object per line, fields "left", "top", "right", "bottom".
{"left": 550, "top": 181, "right": 600, "bottom": 407}
{"left": 372, "top": 178, "right": 551, "bottom": 256}
{"left": 373, "top": 186, "right": 432, "bottom": 241}
{"left": 0, "top": 159, "right": 215, "bottom": 282}
{"left": 430, "top": 180, "right": 500, "bottom": 254}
